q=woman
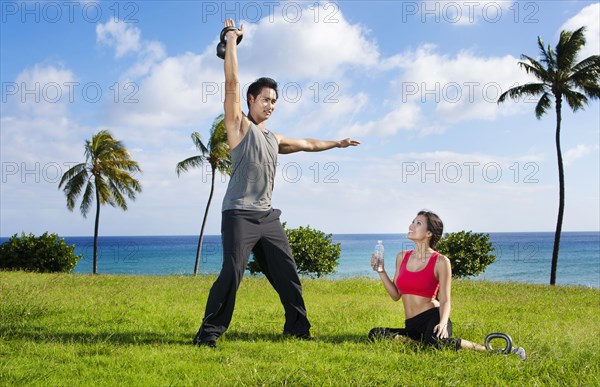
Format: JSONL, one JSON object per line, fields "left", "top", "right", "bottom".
{"left": 370, "top": 210, "right": 526, "bottom": 360}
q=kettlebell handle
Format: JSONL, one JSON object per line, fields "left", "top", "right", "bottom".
{"left": 220, "top": 27, "right": 243, "bottom": 45}
{"left": 484, "top": 332, "right": 513, "bottom": 354}
{"left": 216, "top": 27, "right": 243, "bottom": 59}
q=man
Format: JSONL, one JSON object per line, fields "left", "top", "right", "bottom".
{"left": 194, "top": 19, "right": 360, "bottom": 348}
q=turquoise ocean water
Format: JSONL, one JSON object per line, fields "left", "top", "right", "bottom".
{"left": 3, "top": 232, "right": 596, "bottom": 288}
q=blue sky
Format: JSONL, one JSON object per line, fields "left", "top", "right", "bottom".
{"left": 1, "top": 0, "right": 599, "bottom": 236}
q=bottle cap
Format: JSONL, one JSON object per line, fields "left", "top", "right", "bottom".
{"left": 377, "top": 240, "right": 382, "bottom": 244}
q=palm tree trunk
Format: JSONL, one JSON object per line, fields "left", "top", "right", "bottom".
{"left": 194, "top": 166, "right": 216, "bottom": 276}
{"left": 550, "top": 96, "right": 564, "bottom": 285}
{"left": 93, "top": 186, "right": 101, "bottom": 275}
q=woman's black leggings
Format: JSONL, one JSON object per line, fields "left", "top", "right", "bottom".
{"left": 369, "top": 307, "right": 462, "bottom": 350}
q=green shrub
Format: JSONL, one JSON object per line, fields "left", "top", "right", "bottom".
{"left": 248, "top": 224, "right": 341, "bottom": 278}
{"left": 0, "top": 232, "right": 82, "bottom": 273}
{"left": 437, "top": 230, "right": 496, "bottom": 278}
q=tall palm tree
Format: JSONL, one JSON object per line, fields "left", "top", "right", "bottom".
{"left": 498, "top": 26, "right": 600, "bottom": 285}
{"left": 59, "top": 130, "right": 142, "bottom": 274}
{"left": 177, "top": 114, "right": 231, "bottom": 275}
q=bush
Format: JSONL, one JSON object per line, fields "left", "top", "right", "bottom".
{"left": 248, "top": 224, "right": 341, "bottom": 278}
{"left": 0, "top": 232, "right": 82, "bottom": 273}
{"left": 437, "top": 230, "right": 496, "bottom": 278}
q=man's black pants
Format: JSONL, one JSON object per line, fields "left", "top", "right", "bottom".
{"left": 196, "top": 209, "right": 311, "bottom": 342}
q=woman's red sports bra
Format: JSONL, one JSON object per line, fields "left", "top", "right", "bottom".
{"left": 395, "top": 250, "right": 440, "bottom": 298}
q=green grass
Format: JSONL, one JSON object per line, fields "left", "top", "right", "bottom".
{"left": 1, "top": 272, "right": 599, "bottom": 386}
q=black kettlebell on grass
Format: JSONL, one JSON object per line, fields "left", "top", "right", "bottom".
{"left": 216, "top": 26, "right": 243, "bottom": 59}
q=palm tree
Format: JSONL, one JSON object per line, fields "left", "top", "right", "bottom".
{"left": 498, "top": 26, "right": 600, "bottom": 285}
{"left": 59, "top": 130, "right": 142, "bottom": 274}
{"left": 177, "top": 114, "right": 231, "bottom": 275}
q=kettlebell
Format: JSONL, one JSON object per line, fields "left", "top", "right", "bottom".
{"left": 216, "top": 26, "right": 243, "bottom": 59}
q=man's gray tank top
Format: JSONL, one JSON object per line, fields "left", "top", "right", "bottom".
{"left": 222, "top": 122, "right": 279, "bottom": 211}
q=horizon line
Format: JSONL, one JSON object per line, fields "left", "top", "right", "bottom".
{"left": 2, "top": 230, "right": 599, "bottom": 239}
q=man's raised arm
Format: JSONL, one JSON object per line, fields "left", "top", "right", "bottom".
{"left": 222, "top": 19, "right": 246, "bottom": 149}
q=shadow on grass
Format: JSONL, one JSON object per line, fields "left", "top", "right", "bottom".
{"left": 222, "top": 330, "right": 374, "bottom": 345}
{"left": 0, "top": 327, "right": 191, "bottom": 346}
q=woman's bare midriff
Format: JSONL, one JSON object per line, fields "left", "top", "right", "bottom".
{"left": 402, "top": 294, "right": 440, "bottom": 319}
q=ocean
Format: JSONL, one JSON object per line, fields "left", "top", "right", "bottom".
{"left": 4, "top": 232, "right": 596, "bottom": 288}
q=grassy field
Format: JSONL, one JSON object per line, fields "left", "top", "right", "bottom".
{"left": 1, "top": 271, "right": 599, "bottom": 386}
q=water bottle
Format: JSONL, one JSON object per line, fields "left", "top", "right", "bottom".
{"left": 373, "top": 240, "right": 384, "bottom": 272}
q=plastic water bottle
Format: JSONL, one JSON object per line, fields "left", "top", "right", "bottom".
{"left": 374, "top": 240, "right": 384, "bottom": 272}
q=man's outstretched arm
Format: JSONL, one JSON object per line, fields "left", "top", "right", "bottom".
{"left": 276, "top": 136, "right": 360, "bottom": 154}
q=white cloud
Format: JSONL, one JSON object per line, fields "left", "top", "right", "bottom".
{"left": 345, "top": 102, "right": 422, "bottom": 137}
{"left": 397, "top": 46, "right": 536, "bottom": 122}
{"left": 267, "top": 87, "right": 369, "bottom": 138}
{"left": 241, "top": 4, "right": 379, "bottom": 80}
{"left": 347, "top": 44, "right": 538, "bottom": 137}
{"left": 96, "top": 19, "right": 142, "bottom": 58}
{"left": 104, "top": 53, "right": 223, "bottom": 133}
{"left": 95, "top": 19, "right": 166, "bottom": 80}
{"left": 560, "top": 3, "right": 600, "bottom": 61}
{"left": 8, "top": 64, "right": 77, "bottom": 117}
{"left": 123, "top": 40, "right": 167, "bottom": 80}
{"left": 564, "top": 144, "right": 598, "bottom": 166}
